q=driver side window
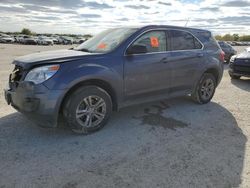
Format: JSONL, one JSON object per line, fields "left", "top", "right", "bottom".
{"left": 132, "top": 31, "right": 167, "bottom": 54}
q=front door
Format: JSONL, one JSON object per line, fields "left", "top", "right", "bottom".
{"left": 123, "top": 30, "right": 171, "bottom": 98}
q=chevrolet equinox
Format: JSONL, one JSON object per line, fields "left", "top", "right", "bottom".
{"left": 4, "top": 25, "right": 224, "bottom": 134}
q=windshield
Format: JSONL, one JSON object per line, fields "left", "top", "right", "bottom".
{"left": 74, "top": 28, "right": 138, "bottom": 53}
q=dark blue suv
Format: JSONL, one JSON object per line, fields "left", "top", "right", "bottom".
{"left": 4, "top": 25, "right": 224, "bottom": 134}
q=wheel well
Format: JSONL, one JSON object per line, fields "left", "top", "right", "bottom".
{"left": 59, "top": 79, "right": 118, "bottom": 114}
{"left": 204, "top": 68, "right": 219, "bottom": 84}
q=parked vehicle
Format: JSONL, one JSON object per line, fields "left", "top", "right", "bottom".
{"left": 74, "top": 37, "right": 87, "bottom": 44}
{"left": 37, "top": 36, "right": 54, "bottom": 45}
{"left": 61, "top": 36, "right": 73, "bottom": 45}
{"left": 23, "top": 36, "right": 37, "bottom": 45}
{"left": 229, "top": 47, "right": 250, "bottom": 79}
{"left": 4, "top": 25, "right": 224, "bottom": 134}
{"left": 218, "top": 41, "right": 237, "bottom": 63}
{"left": 0, "top": 34, "right": 14, "bottom": 43}
{"left": 15, "top": 35, "right": 27, "bottom": 43}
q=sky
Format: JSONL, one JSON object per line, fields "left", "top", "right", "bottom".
{"left": 0, "top": 0, "right": 250, "bottom": 35}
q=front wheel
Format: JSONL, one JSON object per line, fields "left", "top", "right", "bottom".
{"left": 192, "top": 73, "right": 217, "bottom": 104}
{"left": 63, "top": 86, "right": 112, "bottom": 134}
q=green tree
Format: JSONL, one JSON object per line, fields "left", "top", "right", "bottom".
{"left": 232, "top": 34, "right": 239, "bottom": 41}
{"left": 21, "top": 28, "right": 32, "bottom": 35}
{"left": 83, "top": 34, "right": 93, "bottom": 39}
{"left": 239, "top": 35, "right": 250, "bottom": 41}
{"left": 215, "top": 35, "right": 222, "bottom": 40}
{"left": 222, "top": 34, "right": 233, "bottom": 41}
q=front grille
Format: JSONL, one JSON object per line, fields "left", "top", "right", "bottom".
{"left": 9, "top": 65, "right": 24, "bottom": 89}
{"left": 233, "top": 65, "right": 250, "bottom": 74}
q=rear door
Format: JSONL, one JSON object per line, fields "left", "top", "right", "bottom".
{"left": 167, "top": 29, "right": 204, "bottom": 93}
{"left": 123, "top": 30, "right": 172, "bottom": 98}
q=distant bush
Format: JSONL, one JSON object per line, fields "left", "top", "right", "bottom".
{"left": 21, "top": 28, "right": 32, "bottom": 35}
{"left": 215, "top": 34, "right": 250, "bottom": 41}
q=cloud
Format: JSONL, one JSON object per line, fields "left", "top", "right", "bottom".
{"left": 84, "top": 1, "right": 114, "bottom": 9}
{"left": 0, "top": 5, "right": 27, "bottom": 13}
{"left": 222, "top": 0, "right": 250, "bottom": 7}
{"left": 33, "top": 16, "right": 62, "bottom": 20}
{"left": 0, "top": 0, "right": 250, "bottom": 34}
{"left": 20, "top": 4, "right": 77, "bottom": 14}
{"left": 158, "top": 1, "right": 172, "bottom": 6}
{"left": 125, "top": 5, "right": 150, "bottom": 9}
{"left": 220, "top": 16, "right": 250, "bottom": 23}
{"left": 79, "top": 14, "right": 102, "bottom": 18}
{"left": 199, "top": 7, "right": 220, "bottom": 12}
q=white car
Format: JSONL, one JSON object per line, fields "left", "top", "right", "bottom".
{"left": 37, "top": 36, "right": 54, "bottom": 45}
{"left": 0, "top": 34, "right": 14, "bottom": 43}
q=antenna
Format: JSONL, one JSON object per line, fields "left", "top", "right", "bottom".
{"left": 185, "top": 18, "right": 190, "bottom": 27}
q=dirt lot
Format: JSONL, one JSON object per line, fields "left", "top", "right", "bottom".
{"left": 0, "top": 44, "right": 249, "bottom": 188}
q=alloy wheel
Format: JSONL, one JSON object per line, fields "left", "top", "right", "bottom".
{"left": 76, "top": 95, "right": 106, "bottom": 128}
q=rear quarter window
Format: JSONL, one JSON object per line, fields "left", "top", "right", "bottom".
{"left": 168, "top": 30, "right": 202, "bottom": 51}
{"left": 195, "top": 31, "right": 219, "bottom": 50}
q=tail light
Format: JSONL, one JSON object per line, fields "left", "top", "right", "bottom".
{"left": 219, "top": 51, "right": 225, "bottom": 62}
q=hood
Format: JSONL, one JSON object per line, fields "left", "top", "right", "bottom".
{"left": 233, "top": 51, "right": 250, "bottom": 65}
{"left": 236, "top": 51, "right": 250, "bottom": 59}
{"left": 13, "top": 49, "right": 95, "bottom": 69}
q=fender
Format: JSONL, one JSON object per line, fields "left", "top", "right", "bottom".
{"left": 43, "top": 60, "right": 124, "bottom": 124}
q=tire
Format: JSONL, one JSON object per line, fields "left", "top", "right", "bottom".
{"left": 63, "top": 86, "right": 112, "bottom": 134}
{"left": 192, "top": 73, "right": 217, "bottom": 104}
{"left": 230, "top": 74, "right": 241, "bottom": 79}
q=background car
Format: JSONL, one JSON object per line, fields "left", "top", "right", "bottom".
{"left": 218, "top": 41, "right": 237, "bottom": 63}
{"left": 23, "top": 36, "right": 37, "bottom": 45}
{"left": 60, "top": 36, "right": 73, "bottom": 45}
{"left": 37, "top": 36, "right": 54, "bottom": 45}
{"left": 0, "top": 34, "right": 14, "bottom": 43}
{"left": 229, "top": 47, "right": 250, "bottom": 79}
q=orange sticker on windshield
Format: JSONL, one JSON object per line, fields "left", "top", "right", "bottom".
{"left": 150, "top": 37, "right": 159, "bottom": 48}
{"left": 97, "top": 43, "right": 107, "bottom": 49}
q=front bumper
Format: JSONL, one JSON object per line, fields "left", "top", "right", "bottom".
{"left": 229, "top": 64, "right": 250, "bottom": 77}
{"left": 4, "top": 81, "right": 64, "bottom": 128}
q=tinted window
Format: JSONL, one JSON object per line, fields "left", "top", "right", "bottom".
{"left": 132, "top": 31, "right": 167, "bottom": 53}
{"left": 169, "top": 30, "right": 202, "bottom": 51}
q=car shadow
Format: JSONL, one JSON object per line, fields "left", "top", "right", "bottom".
{"left": 231, "top": 77, "right": 250, "bottom": 92}
{"left": 0, "top": 98, "right": 246, "bottom": 187}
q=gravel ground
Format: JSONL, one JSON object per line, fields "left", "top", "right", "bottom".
{"left": 0, "top": 44, "right": 249, "bottom": 188}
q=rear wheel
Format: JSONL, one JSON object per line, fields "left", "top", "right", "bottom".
{"left": 63, "top": 86, "right": 112, "bottom": 134}
{"left": 192, "top": 73, "right": 216, "bottom": 104}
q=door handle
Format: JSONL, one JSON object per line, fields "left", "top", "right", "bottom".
{"left": 160, "top": 57, "right": 168, "bottom": 63}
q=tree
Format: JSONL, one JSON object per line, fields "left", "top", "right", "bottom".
{"left": 21, "top": 28, "right": 32, "bottom": 35}
{"left": 222, "top": 34, "right": 233, "bottom": 41}
{"left": 239, "top": 35, "right": 250, "bottom": 41}
{"left": 232, "top": 34, "right": 239, "bottom": 41}
{"left": 215, "top": 35, "right": 222, "bottom": 40}
{"left": 83, "top": 34, "right": 93, "bottom": 39}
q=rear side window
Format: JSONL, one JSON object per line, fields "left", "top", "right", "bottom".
{"left": 132, "top": 31, "right": 167, "bottom": 53}
{"left": 169, "top": 30, "right": 202, "bottom": 51}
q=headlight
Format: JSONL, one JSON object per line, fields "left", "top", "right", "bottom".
{"left": 230, "top": 55, "right": 236, "bottom": 63}
{"left": 24, "top": 64, "right": 60, "bottom": 84}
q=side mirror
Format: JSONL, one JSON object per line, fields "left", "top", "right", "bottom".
{"left": 126, "top": 45, "right": 147, "bottom": 55}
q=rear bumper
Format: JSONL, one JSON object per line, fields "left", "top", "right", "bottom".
{"left": 4, "top": 81, "right": 65, "bottom": 128}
